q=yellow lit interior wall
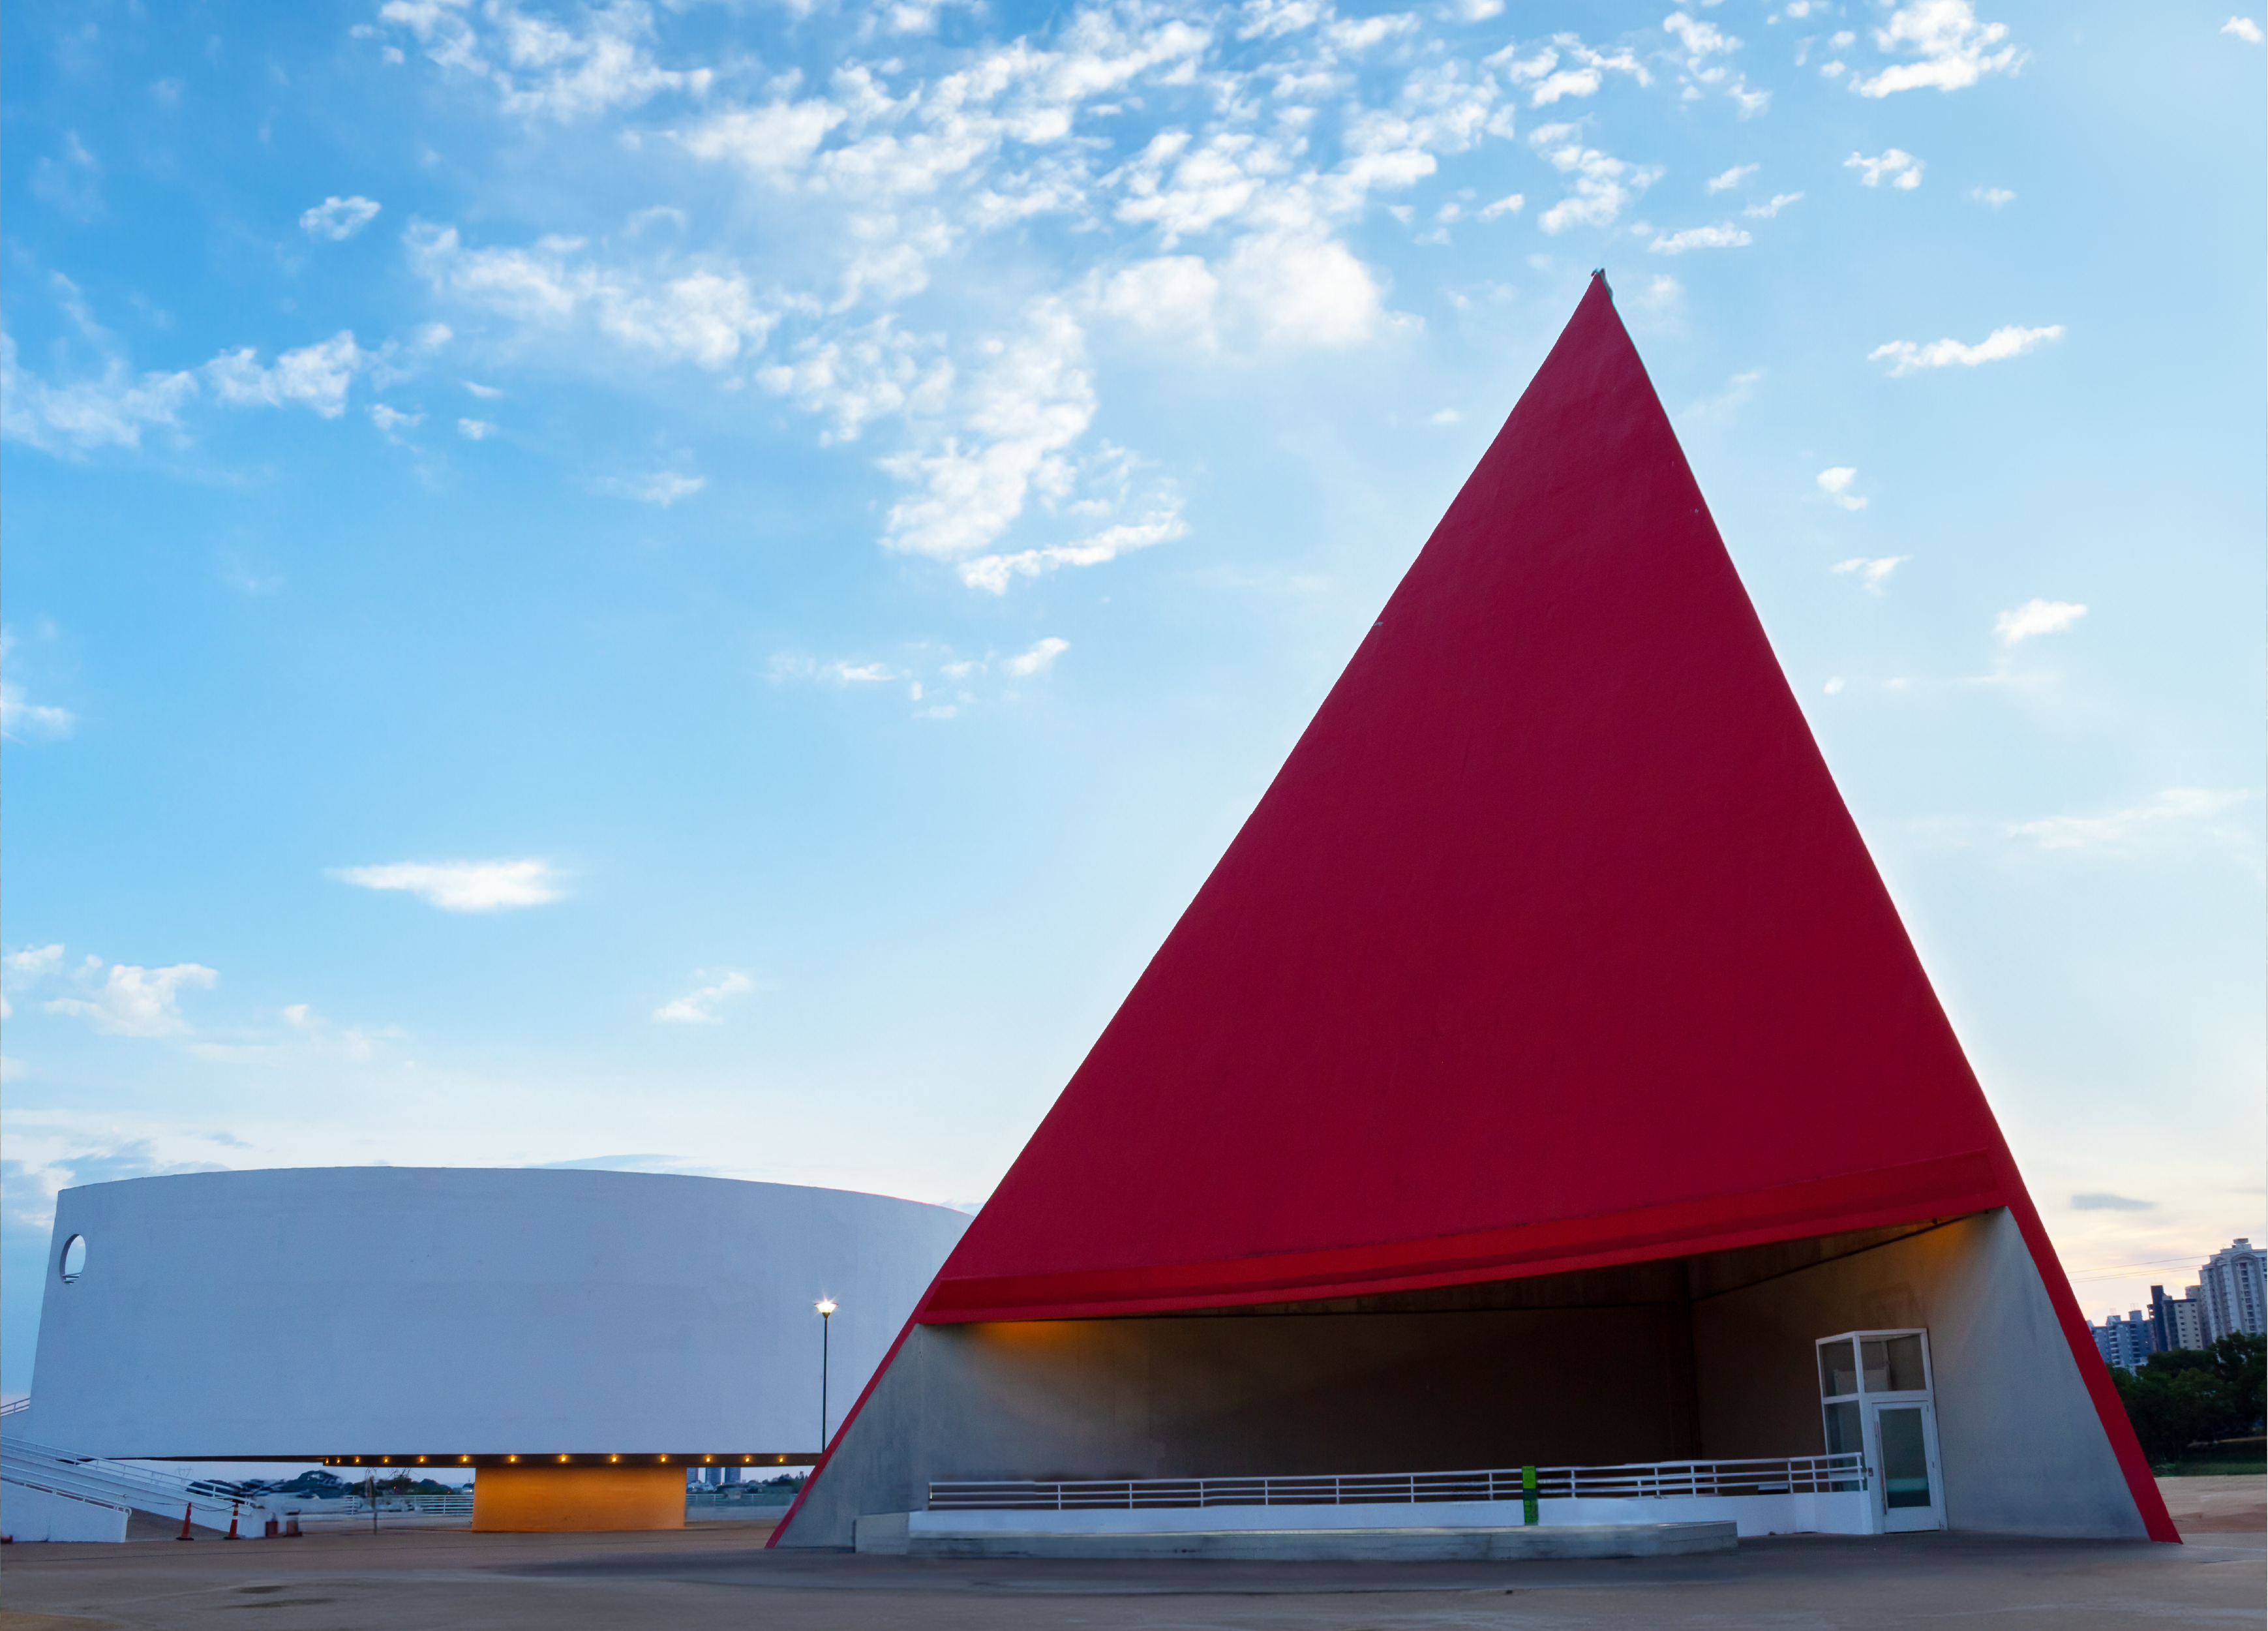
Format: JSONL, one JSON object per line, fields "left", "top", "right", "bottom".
{"left": 470, "top": 1463, "right": 685, "bottom": 1532}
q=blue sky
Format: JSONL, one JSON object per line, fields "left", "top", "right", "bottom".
{"left": 3, "top": 0, "right": 2261, "bottom": 1395}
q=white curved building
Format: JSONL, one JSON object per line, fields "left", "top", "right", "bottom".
{"left": 25, "top": 1168, "right": 968, "bottom": 1529}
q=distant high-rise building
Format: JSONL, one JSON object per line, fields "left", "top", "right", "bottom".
{"left": 2197, "top": 1240, "right": 2266, "bottom": 1343}
{"left": 2171, "top": 1288, "right": 2205, "bottom": 1351}
{"left": 2094, "top": 1309, "right": 2158, "bottom": 1371}
{"left": 2149, "top": 1285, "right": 2206, "bottom": 1352}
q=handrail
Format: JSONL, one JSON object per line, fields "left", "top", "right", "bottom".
{"left": 1, "top": 1433, "right": 276, "bottom": 1529}
{"left": 928, "top": 1454, "right": 1867, "bottom": 1512}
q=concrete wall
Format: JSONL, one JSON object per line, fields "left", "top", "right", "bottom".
{"left": 27, "top": 1168, "right": 967, "bottom": 1459}
{"left": 1691, "top": 1207, "right": 2143, "bottom": 1538}
{"left": 785, "top": 1300, "right": 1699, "bottom": 1545}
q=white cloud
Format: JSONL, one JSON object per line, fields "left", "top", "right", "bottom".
{"left": 1832, "top": 556, "right": 1909, "bottom": 594}
{"left": 1096, "top": 256, "right": 1220, "bottom": 336}
{"left": 2, "top": 941, "right": 66, "bottom": 1017}
{"left": 464, "top": 380, "right": 504, "bottom": 399}
{"left": 6, "top": 944, "right": 65, "bottom": 981}
{"left": 653, "top": 971, "right": 755, "bottom": 1024}
{"left": 960, "top": 512, "right": 1184, "bottom": 592}
{"left": 1817, "top": 468, "right": 1869, "bottom": 510}
{"left": 1648, "top": 222, "right": 1751, "bottom": 254}
{"left": 768, "top": 654, "right": 908, "bottom": 685}
{"left": 205, "top": 332, "right": 365, "bottom": 418}
{"left": 408, "top": 223, "right": 777, "bottom": 371}
{"left": 184, "top": 1003, "right": 392, "bottom": 1068}
{"left": 1661, "top": 11, "right": 1767, "bottom": 112}
{"left": 46, "top": 962, "right": 219, "bottom": 1038}
{"left": 1239, "top": 0, "right": 1326, "bottom": 39}
{"left": 1746, "top": 191, "right": 1802, "bottom": 217}
{"left": 1, "top": 633, "right": 76, "bottom": 739}
{"left": 376, "top": 0, "right": 712, "bottom": 121}
{"left": 300, "top": 195, "right": 382, "bottom": 240}
{"left": 1663, "top": 13, "right": 1736, "bottom": 63}
{"left": 1220, "top": 232, "right": 1383, "bottom": 347}
{"left": 1823, "top": 676, "right": 1846, "bottom": 695}
{"left": 1705, "top": 163, "right": 1758, "bottom": 193}
{"left": 1113, "top": 129, "right": 1282, "bottom": 246}
{"left": 1993, "top": 597, "right": 2085, "bottom": 645}
{"left": 1478, "top": 192, "right": 1524, "bottom": 219}
{"left": 599, "top": 470, "right": 705, "bottom": 506}
{"left": 2009, "top": 789, "right": 2250, "bottom": 851}
{"left": 1625, "top": 273, "right": 1684, "bottom": 320}
{"left": 1869, "top": 324, "right": 2063, "bottom": 376}
{"left": 330, "top": 858, "right": 566, "bottom": 911}
{"left": 1, "top": 331, "right": 198, "bottom": 454}
{"left": 369, "top": 403, "right": 424, "bottom": 440}
{"left": 1969, "top": 185, "right": 2016, "bottom": 207}
{"left": 1490, "top": 35, "right": 1650, "bottom": 106}
{"left": 2226, "top": 16, "right": 2265, "bottom": 42}
{"left": 677, "top": 99, "right": 847, "bottom": 183}
{"left": 881, "top": 302, "right": 1095, "bottom": 562}
{"left": 1530, "top": 124, "right": 1661, "bottom": 233}
{"left": 458, "top": 417, "right": 496, "bottom": 439}
{"left": 1852, "top": 2, "right": 2025, "bottom": 97}
{"left": 757, "top": 318, "right": 954, "bottom": 445}
{"left": 0, "top": 680, "right": 76, "bottom": 739}
{"left": 1682, "top": 365, "right": 1762, "bottom": 421}
{"left": 1003, "top": 636, "right": 1070, "bottom": 677}
{"left": 1846, "top": 148, "right": 1924, "bottom": 189}
{"left": 31, "top": 132, "right": 102, "bottom": 220}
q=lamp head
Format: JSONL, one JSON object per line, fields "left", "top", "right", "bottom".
{"left": 815, "top": 1298, "right": 838, "bottom": 1316}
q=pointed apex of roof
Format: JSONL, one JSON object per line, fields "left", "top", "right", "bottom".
{"left": 929, "top": 275, "right": 2021, "bottom": 1323}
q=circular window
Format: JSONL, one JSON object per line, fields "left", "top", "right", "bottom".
{"left": 59, "top": 1234, "right": 85, "bottom": 1284}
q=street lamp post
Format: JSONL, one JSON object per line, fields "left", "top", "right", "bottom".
{"left": 815, "top": 1299, "right": 838, "bottom": 1450}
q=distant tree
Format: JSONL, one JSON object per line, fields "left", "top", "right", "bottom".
{"left": 2205, "top": 1332, "right": 2265, "bottom": 1435}
{"left": 2113, "top": 1364, "right": 2222, "bottom": 1463}
{"left": 2118, "top": 1334, "right": 2268, "bottom": 1461}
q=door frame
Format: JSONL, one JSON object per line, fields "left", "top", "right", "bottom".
{"left": 1864, "top": 1393, "right": 1946, "bottom": 1532}
{"left": 1815, "top": 1328, "right": 1948, "bottom": 1534}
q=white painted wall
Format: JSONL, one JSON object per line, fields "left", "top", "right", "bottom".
{"left": 1, "top": 1478, "right": 132, "bottom": 1542}
{"left": 27, "top": 1168, "right": 967, "bottom": 1459}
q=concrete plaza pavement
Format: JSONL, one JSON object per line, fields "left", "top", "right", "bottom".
{"left": 1, "top": 1479, "right": 2258, "bottom": 1630}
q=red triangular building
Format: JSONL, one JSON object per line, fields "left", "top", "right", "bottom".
{"left": 778, "top": 277, "right": 2175, "bottom": 1546}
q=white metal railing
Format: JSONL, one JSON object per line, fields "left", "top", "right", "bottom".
{"left": 928, "top": 1454, "right": 1867, "bottom": 1512}
{"left": 0, "top": 1397, "right": 31, "bottom": 1418}
{"left": 1, "top": 1434, "right": 275, "bottom": 1531}
{"left": 292, "top": 1491, "right": 474, "bottom": 1521}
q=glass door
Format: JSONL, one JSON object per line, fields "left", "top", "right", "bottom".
{"left": 1815, "top": 1329, "right": 1946, "bottom": 1534}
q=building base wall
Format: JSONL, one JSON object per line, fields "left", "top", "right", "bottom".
{"left": 470, "top": 1465, "right": 684, "bottom": 1532}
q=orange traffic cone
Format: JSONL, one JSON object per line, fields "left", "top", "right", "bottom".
{"left": 176, "top": 1503, "right": 194, "bottom": 1541}
{"left": 224, "top": 1501, "right": 241, "bottom": 1540}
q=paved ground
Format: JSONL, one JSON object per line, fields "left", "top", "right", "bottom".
{"left": 2, "top": 1480, "right": 2258, "bottom": 1630}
